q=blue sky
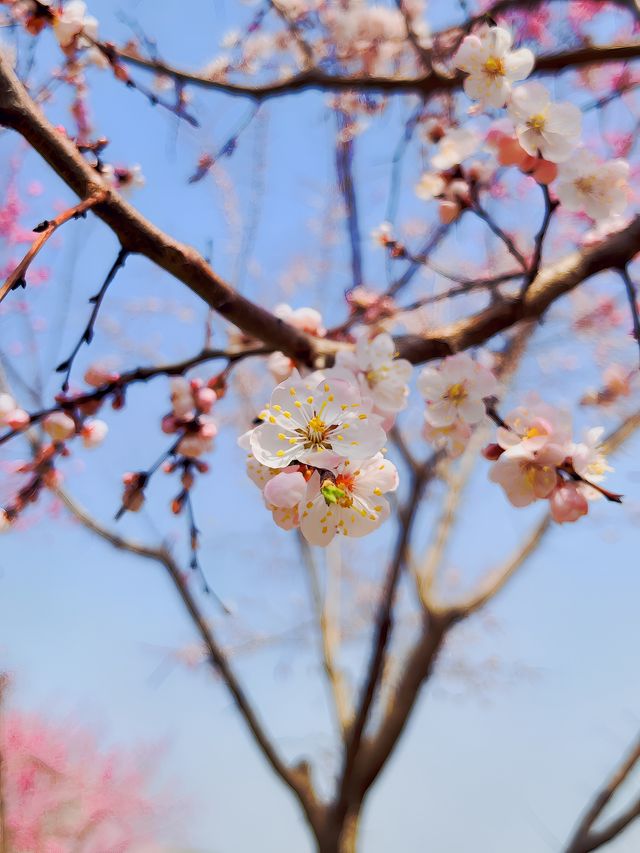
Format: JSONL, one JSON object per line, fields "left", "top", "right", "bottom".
{"left": 1, "top": 1, "right": 640, "bottom": 850}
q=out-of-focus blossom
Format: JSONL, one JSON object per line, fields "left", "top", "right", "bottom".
{"left": 508, "top": 82, "right": 581, "bottom": 163}
{"left": 81, "top": 418, "right": 108, "bottom": 448}
{"left": 418, "top": 352, "right": 498, "bottom": 428}
{"left": 431, "top": 128, "right": 480, "bottom": 170}
{"left": 43, "top": 411, "right": 75, "bottom": 441}
{"left": 336, "top": 332, "right": 412, "bottom": 416}
{"left": 454, "top": 25, "right": 534, "bottom": 108}
{"left": 555, "top": 148, "right": 630, "bottom": 221}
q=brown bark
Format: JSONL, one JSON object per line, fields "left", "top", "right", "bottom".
{"left": 316, "top": 808, "right": 361, "bottom": 853}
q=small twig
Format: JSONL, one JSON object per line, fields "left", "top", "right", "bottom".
{"left": 521, "top": 184, "right": 559, "bottom": 296}
{"left": 336, "top": 110, "right": 363, "bottom": 290}
{"left": 619, "top": 266, "right": 640, "bottom": 368}
{"left": 472, "top": 196, "right": 528, "bottom": 271}
{"left": 0, "top": 191, "right": 107, "bottom": 305}
{"left": 56, "top": 248, "right": 129, "bottom": 391}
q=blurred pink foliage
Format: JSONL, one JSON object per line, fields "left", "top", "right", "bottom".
{"left": 1, "top": 710, "right": 166, "bottom": 852}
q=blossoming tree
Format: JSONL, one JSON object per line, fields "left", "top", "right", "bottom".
{"left": 0, "top": 0, "right": 639, "bottom": 851}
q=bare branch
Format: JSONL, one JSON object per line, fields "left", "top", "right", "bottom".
{"left": 104, "top": 41, "right": 640, "bottom": 100}
{"left": 298, "top": 532, "right": 353, "bottom": 734}
{"left": 2, "top": 53, "right": 640, "bottom": 370}
{"left": 54, "top": 487, "right": 322, "bottom": 827}
{"left": 564, "top": 731, "right": 640, "bottom": 853}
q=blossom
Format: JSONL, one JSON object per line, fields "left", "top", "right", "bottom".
{"left": 489, "top": 444, "right": 558, "bottom": 506}
{"left": 0, "top": 392, "right": 16, "bottom": 424}
{"left": 263, "top": 468, "right": 307, "bottom": 530}
{"left": 54, "top": 0, "right": 98, "bottom": 49}
{"left": 81, "top": 418, "right": 108, "bottom": 448}
{"left": 267, "top": 304, "right": 326, "bottom": 382}
{"left": 454, "top": 25, "right": 534, "bottom": 108}
{"left": 415, "top": 172, "right": 445, "bottom": 201}
{"left": 507, "top": 82, "right": 581, "bottom": 163}
{"left": 554, "top": 148, "right": 630, "bottom": 221}
{"left": 274, "top": 303, "right": 325, "bottom": 336}
{"left": 549, "top": 481, "right": 588, "bottom": 523}
{"left": 418, "top": 352, "right": 498, "bottom": 428}
{"left": 571, "top": 427, "right": 613, "bottom": 496}
{"left": 0, "top": 509, "right": 10, "bottom": 532}
{"left": 371, "top": 221, "right": 394, "bottom": 247}
{"left": 43, "top": 411, "right": 75, "bottom": 441}
{"left": 299, "top": 454, "right": 398, "bottom": 546}
{"left": 335, "top": 332, "right": 412, "bottom": 415}
{"left": 431, "top": 128, "right": 480, "bottom": 171}
{"left": 250, "top": 374, "right": 386, "bottom": 468}
{"left": 496, "top": 401, "right": 572, "bottom": 465}
{"left": 423, "top": 419, "right": 472, "bottom": 458}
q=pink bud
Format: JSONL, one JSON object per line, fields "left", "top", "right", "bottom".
{"left": 43, "top": 412, "right": 75, "bottom": 441}
{"left": 84, "top": 365, "right": 119, "bottom": 387}
{"left": 81, "top": 419, "right": 108, "bottom": 448}
{"left": 161, "top": 414, "right": 179, "bottom": 434}
{"left": 549, "top": 482, "right": 589, "bottom": 523}
{"left": 196, "top": 387, "right": 217, "bottom": 413}
{"left": 0, "top": 393, "right": 16, "bottom": 423}
{"left": 263, "top": 471, "right": 306, "bottom": 509}
{"left": 439, "top": 200, "right": 460, "bottom": 224}
{"left": 5, "top": 409, "right": 30, "bottom": 430}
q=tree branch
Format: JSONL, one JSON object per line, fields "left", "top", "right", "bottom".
{"left": 105, "top": 41, "right": 640, "bottom": 100}
{"left": 298, "top": 532, "right": 353, "bottom": 735}
{"left": 564, "top": 731, "right": 640, "bottom": 853}
{"left": 54, "top": 487, "right": 322, "bottom": 828}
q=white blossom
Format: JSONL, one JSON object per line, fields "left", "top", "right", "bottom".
{"left": 454, "top": 25, "right": 534, "bottom": 109}
{"left": 508, "top": 82, "right": 581, "bottom": 163}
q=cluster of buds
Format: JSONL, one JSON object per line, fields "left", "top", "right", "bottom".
{"left": 117, "top": 376, "right": 221, "bottom": 519}
{"left": 486, "top": 124, "right": 557, "bottom": 185}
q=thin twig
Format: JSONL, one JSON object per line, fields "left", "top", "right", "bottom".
{"left": 0, "top": 190, "right": 107, "bottom": 304}
{"left": 56, "top": 247, "right": 129, "bottom": 391}
{"left": 620, "top": 266, "right": 640, "bottom": 368}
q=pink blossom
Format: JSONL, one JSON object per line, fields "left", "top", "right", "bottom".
{"left": 263, "top": 469, "right": 307, "bottom": 509}
{"left": 489, "top": 445, "right": 558, "bottom": 507}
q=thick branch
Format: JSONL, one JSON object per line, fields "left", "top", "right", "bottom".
{"left": 107, "top": 42, "right": 640, "bottom": 100}
{"left": 0, "top": 54, "right": 314, "bottom": 365}
{"left": 2, "top": 53, "right": 640, "bottom": 370}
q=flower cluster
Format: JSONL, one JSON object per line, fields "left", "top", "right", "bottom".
{"left": 484, "top": 400, "right": 615, "bottom": 523}
{"left": 424, "top": 23, "right": 632, "bottom": 224}
{"left": 241, "top": 333, "right": 407, "bottom": 546}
